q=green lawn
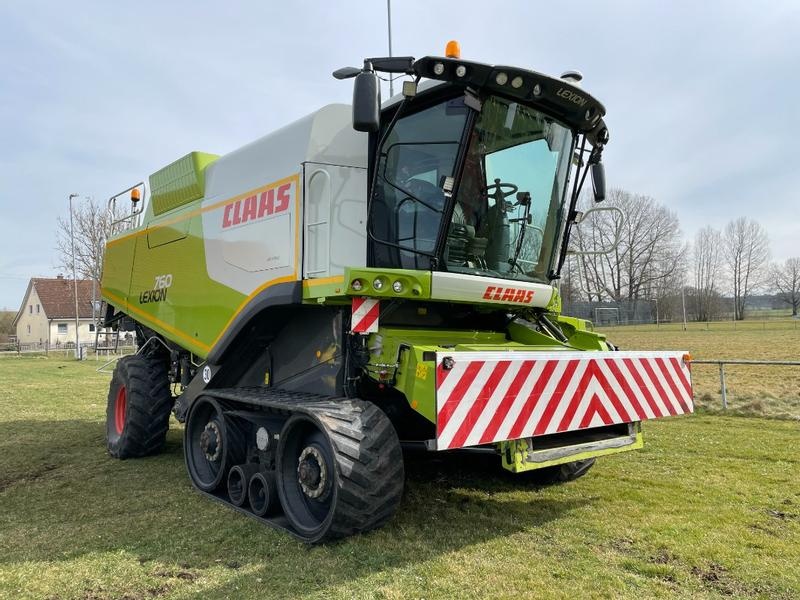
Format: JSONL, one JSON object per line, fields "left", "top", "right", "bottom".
{"left": 598, "top": 326, "right": 800, "bottom": 419}
{"left": 1, "top": 356, "right": 799, "bottom": 599}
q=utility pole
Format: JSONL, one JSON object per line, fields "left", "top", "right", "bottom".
{"left": 681, "top": 286, "right": 687, "bottom": 332}
{"left": 69, "top": 193, "right": 81, "bottom": 359}
{"left": 387, "top": 0, "right": 394, "bottom": 97}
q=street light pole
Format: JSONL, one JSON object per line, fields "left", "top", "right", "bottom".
{"left": 69, "top": 193, "right": 81, "bottom": 359}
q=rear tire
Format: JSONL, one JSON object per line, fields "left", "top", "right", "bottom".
{"left": 106, "top": 355, "right": 173, "bottom": 459}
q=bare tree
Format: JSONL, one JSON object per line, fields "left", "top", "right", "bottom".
{"left": 722, "top": 217, "right": 770, "bottom": 320}
{"left": 54, "top": 197, "right": 119, "bottom": 283}
{"left": 692, "top": 226, "right": 724, "bottom": 321}
{"left": 773, "top": 257, "right": 800, "bottom": 316}
{"left": 569, "top": 188, "right": 685, "bottom": 313}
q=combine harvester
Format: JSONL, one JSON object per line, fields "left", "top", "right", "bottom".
{"left": 100, "top": 43, "right": 693, "bottom": 543}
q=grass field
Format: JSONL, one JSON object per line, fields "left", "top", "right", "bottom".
{"left": 1, "top": 342, "right": 799, "bottom": 599}
{"left": 598, "top": 323, "right": 800, "bottom": 419}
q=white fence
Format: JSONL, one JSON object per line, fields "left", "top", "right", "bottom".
{"left": 691, "top": 359, "right": 800, "bottom": 410}
{"left": 0, "top": 339, "right": 136, "bottom": 357}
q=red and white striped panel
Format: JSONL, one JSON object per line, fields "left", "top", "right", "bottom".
{"left": 435, "top": 351, "right": 693, "bottom": 450}
{"left": 351, "top": 297, "right": 380, "bottom": 333}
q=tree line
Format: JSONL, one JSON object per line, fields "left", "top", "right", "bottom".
{"left": 563, "top": 188, "right": 799, "bottom": 321}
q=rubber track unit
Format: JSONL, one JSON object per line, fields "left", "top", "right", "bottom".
{"left": 107, "top": 355, "right": 173, "bottom": 459}
{"left": 191, "top": 387, "right": 404, "bottom": 543}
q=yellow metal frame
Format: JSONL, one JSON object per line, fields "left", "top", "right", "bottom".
{"left": 500, "top": 424, "right": 644, "bottom": 473}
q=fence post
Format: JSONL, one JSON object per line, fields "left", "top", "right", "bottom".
{"left": 719, "top": 363, "right": 728, "bottom": 409}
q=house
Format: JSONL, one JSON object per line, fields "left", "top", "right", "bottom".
{"left": 13, "top": 276, "right": 101, "bottom": 347}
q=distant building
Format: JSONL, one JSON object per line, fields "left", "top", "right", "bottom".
{"left": 13, "top": 276, "right": 101, "bottom": 346}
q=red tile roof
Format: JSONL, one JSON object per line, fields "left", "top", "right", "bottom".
{"left": 28, "top": 277, "right": 101, "bottom": 319}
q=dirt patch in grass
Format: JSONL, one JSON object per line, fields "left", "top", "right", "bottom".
{"left": 0, "top": 462, "right": 58, "bottom": 492}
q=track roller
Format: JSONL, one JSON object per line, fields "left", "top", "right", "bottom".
{"left": 248, "top": 471, "right": 279, "bottom": 516}
{"left": 227, "top": 464, "right": 261, "bottom": 507}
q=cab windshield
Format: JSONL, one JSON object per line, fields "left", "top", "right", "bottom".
{"left": 369, "top": 94, "right": 573, "bottom": 282}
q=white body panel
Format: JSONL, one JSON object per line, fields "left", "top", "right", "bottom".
{"left": 199, "top": 105, "right": 368, "bottom": 294}
{"left": 303, "top": 163, "right": 368, "bottom": 279}
{"left": 431, "top": 272, "right": 555, "bottom": 308}
{"left": 204, "top": 104, "right": 366, "bottom": 200}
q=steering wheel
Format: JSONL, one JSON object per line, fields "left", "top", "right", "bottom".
{"left": 484, "top": 179, "right": 518, "bottom": 213}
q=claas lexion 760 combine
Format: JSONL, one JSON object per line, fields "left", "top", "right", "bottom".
{"left": 100, "top": 43, "right": 693, "bottom": 543}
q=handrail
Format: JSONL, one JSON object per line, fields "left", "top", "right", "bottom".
{"left": 566, "top": 205, "right": 625, "bottom": 256}
{"left": 108, "top": 181, "right": 146, "bottom": 233}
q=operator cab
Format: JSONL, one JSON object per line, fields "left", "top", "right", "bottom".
{"left": 370, "top": 92, "right": 573, "bottom": 284}
{"left": 339, "top": 50, "right": 609, "bottom": 285}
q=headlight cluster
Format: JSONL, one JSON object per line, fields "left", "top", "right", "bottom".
{"left": 349, "top": 276, "right": 421, "bottom": 296}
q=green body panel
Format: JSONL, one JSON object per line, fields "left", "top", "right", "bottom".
{"left": 374, "top": 328, "right": 518, "bottom": 423}
{"left": 149, "top": 152, "right": 219, "bottom": 216}
{"left": 369, "top": 325, "right": 591, "bottom": 424}
{"left": 101, "top": 233, "right": 137, "bottom": 312}
{"left": 554, "top": 315, "right": 611, "bottom": 350}
{"left": 302, "top": 276, "right": 347, "bottom": 303}
{"left": 545, "top": 286, "right": 562, "bottom": 313}
{"left": 343, "top": 267, "right": 432, "bottom": 299}
{"left": 102, "top": 203, "right": 247, "bottom": 358}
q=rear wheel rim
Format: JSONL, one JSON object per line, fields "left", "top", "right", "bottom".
{"left": 114, "top": 386, "right": 127, "bottom": 435}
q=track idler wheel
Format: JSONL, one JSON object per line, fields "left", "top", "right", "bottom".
{"left": 185, "top": 397, "right": 244, "bottom": 492}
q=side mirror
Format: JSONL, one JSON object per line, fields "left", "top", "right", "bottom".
{"left": 352, "top": 70, "right": 380, "bottom": 132}
{"left": 591, "top": 162, "right": 606, "bottom": 202}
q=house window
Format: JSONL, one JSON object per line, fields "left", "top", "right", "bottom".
{"left": 27, "top": 324, "right": 31, "bottom": 334}
{"left": 58, "top": 323, "right": 68, "bottom": 334}
{"left": 29, "top": 305, "right": 33, "bottom": 314}
{"left": 89, "top": 323, "right": 96, "bottom": 332}
{"left": 36, "top": 304, "right": 40, "bottom": 313}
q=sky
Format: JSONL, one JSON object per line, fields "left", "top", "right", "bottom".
{"left": 1, "top": 1, "right": 798, "bottom": 310}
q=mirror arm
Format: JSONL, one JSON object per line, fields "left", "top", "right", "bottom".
{"left": 587, "top": 144, "right": 604, "bottom": 165}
